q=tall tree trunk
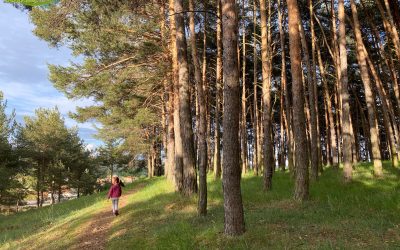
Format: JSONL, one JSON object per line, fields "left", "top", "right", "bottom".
{"left": 362, "top": 6, "right": 400, "bottom": 161}
{"left": 338, "top": 0, "right": 353, "bottom": 181}
{"left": 214, "top": 0, "right": 222, "bottom": 179}
{"left": 375, "top": 0, "right": 400, "bottom": 63}
{"left": 151, "top": 144, "right": 156, "bottom": 178}
{"left": 169, "top": 0, "right": 183, "bottom": 191}
{"left": 160, "top": 0, "right": 168, "bottom": 176}
{"left": 278, "top": 0, "right": 286, "bottom": 171}
{"left": 350, "top": 0, "right": 383, "bottom": 177}
{"left": 317, "top": 42, "right": 336, "bottom": 166}
{"left": 188, "top": 0, "right": 207, "bottom": 215}
{"left": 324, "top": 97, "right": 331, "bottom": 166}
{"left": 332, "top": 0, "right": 343, "bottom": 167}
{"left": 309, "top": 0, "right": 322, "bottom": 174}
{"left": 161, "top": 91, "right": 168, "bottom": 176}
{"left": 241, "top": 0, "right": 248, "bottom": 175}
{"left": 287, "top": 0, "right": 309, "bottom": 201}
{"left": 279, "top": 86, "right": 285, "bottom": 171}
{"left": 260, "top": 0, "right": 273, "bottom": 191}
{"left": 174, "top": 0, "right": 198, "bottom": 195}
{"left": 351, "top": 112, "right": 360, "bottom": 163}
{"left": 310, "top": 0, "right": 321, "bottom": 175}
{"left": 203, "top": 0, "right": 212, "bottom": 173}
{"left": 388, "top": 0, "right": 400, "bottom": 28}
{"left": 353, "top": 88, "right": 373, "bottom": 161}
{"left": 221, "top": 0, "right": 245, "bottom": 236}
{"left": 363, "top": 46, "right": 399, "bottom": 168}
{"left": 156, "top": 142, "right": 163, "bottom": 176}
{"left": 299, "top": 21, "right": 318, "bottom": 181}
{"left": 166, "top": 83, "right": 176, "bottom": 182}
{"left": 279, "top": 0, "right": 294, "bottom": 174}
{"left": 253, "top": 0, "right": 260, "bottom": 175}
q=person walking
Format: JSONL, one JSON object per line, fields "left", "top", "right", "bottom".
{"left": 107, "top": 176, "right": 123, "bottom": 216}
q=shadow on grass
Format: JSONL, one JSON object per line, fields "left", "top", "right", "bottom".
{"left": 106, "top": 165, "right": 400, "bottom": 249}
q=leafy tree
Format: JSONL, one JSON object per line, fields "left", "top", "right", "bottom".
{"left": 31, "top": 0, "right": 166, "bottom": 165}
{"left": 0, "top": 92, "right": 24, "bottom": 207}
{"left": 16, "top": 108, "right": 96, "bottom": 205}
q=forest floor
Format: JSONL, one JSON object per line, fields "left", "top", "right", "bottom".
{"left": 1, "top": 162, "right": 399, "bottom": 249}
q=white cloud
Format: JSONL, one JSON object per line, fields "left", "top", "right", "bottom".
{"left": 0, "top": 2, "right": 101, "bottom": 145}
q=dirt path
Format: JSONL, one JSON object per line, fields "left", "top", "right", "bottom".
{"left": 71, "top": 184, "right": 144, "bottom": 250}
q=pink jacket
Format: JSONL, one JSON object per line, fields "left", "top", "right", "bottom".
{"left": 108, "top": 184, "right": 122, "bottom": 198}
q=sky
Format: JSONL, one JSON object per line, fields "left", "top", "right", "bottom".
{"left": 0, "top": 2, "right": 101, "bottom": 149}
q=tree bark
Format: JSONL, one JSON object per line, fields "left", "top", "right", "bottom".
{"left": 279, "top": 0, "right": 294, "bottom": 174}
{"left": 375, "top": 0, "right": 400, "bottom": 63}
{"left": 317, "top": 42, "right": 336, "bottom": 167}
{"left": 188, "top": 0, "right": 207, "bottom": 215}
{"left": 299, "top": 21, "right": 318, "bottom": 181}
{"left": 241, "top": 0, "right": 248, "bottom": 175}
{"left": 287, "top": 0, "right": 309, "bottom": 201}
{"left": 166, "top": 82, "right": 176, "bottom": 182}
{"left": 363, "top": 46, "right": 399, "bottom": 168}
{"left": 169, "top": 0, "right": 183, "bottom": 191}
{"left": 221, "top": 0, "right": 245, "bottom": 235}
{"left": 175, "top": 0, "right": 198, "bottom": 194}
{"left": 253, "top": 0, "right": 260, "bottom": 175}
{"left": 278, "top": 0, "right": 287, "bottom": 172}
{"left": 203, "top": 0, "right": 212, "bottom": 173}
{"left": 350, "top": 0, "right": 383, "bottom": 177}
{"left": 260, "top": 0, "right": 273, "bottom": 191}
{"left": 338, "top": 0, "right": 353, "bottom": 181}
{"left": 214, "top": 0, "right": 222, "bottom": 179}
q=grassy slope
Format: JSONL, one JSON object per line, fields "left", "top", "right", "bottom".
{"left": 1, "top": 162, "right": 400, "bottom": 249}
{"left": 0, "top": 180, "right": 144, "bottom": 249}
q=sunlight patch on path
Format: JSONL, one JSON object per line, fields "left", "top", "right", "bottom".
{"left": 71, "top": 184, "right": 145, "bottom": 250}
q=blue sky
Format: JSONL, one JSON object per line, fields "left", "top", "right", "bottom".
{"left": 0, "top": 2, "right": 101, "bottom": 148}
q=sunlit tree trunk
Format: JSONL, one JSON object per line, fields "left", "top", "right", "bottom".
{"left": 287, "top": 0, "right": 309, "bottom": 201}
{"left": 363, "top": 46, "right": 399, "bottom": 168}
{"left": 203, "top": 0, "right": 212, "bottom": 173}
{"left": 260, "top": 0, "right": 273, "bottom": 190}
{"left": 188, "top": 0, "right": 207, "bottom": 214}
{"left": 221, "top": 0, "right": 245, "bottom": 236}
{"left": 278, "top": 0, "right": 286, "bottom": 171}
{"left": 329, "top": 0, "right": 340, "bottom": 166}
{"left": 148, "top": 150, "right": 153, "bottom": 178}
{"left": 375, "top": 0, "right": 400, "bottom": 63}
{"left": 350, "top": 0, "right": 383, "bottom": 177}
{"left": 175, "top": 0, "right": 198, "bottom": 194}
{"left": 214, "top": 0, "right": 222, "bottom": 179}
{"left": 241, "top": 0, "right": 248, "bottom": 175}
{"left": 189, "top": 0, "right": 208, "bottom": 214}
{"left": 253, "top": 0, "right": 260, "bottom": 175}
{"left": 338, "top": 0, "right": 353, "bottom": 181}
{"left": 309, "top": 0, "right": 321, "bottom": 175}
{"left": 169, "top": 0, "right": 183, "bottom": 191}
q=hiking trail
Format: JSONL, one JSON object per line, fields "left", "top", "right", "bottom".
{"left": 72, "top": 184, "right": 144, "bottom": 250}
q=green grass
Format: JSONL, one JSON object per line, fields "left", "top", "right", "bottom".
{"left": 0, "top": 180, "right": 144, "bottom": 249}
{"left": 1, "top": 162, "right": 400, "bottom": 249}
